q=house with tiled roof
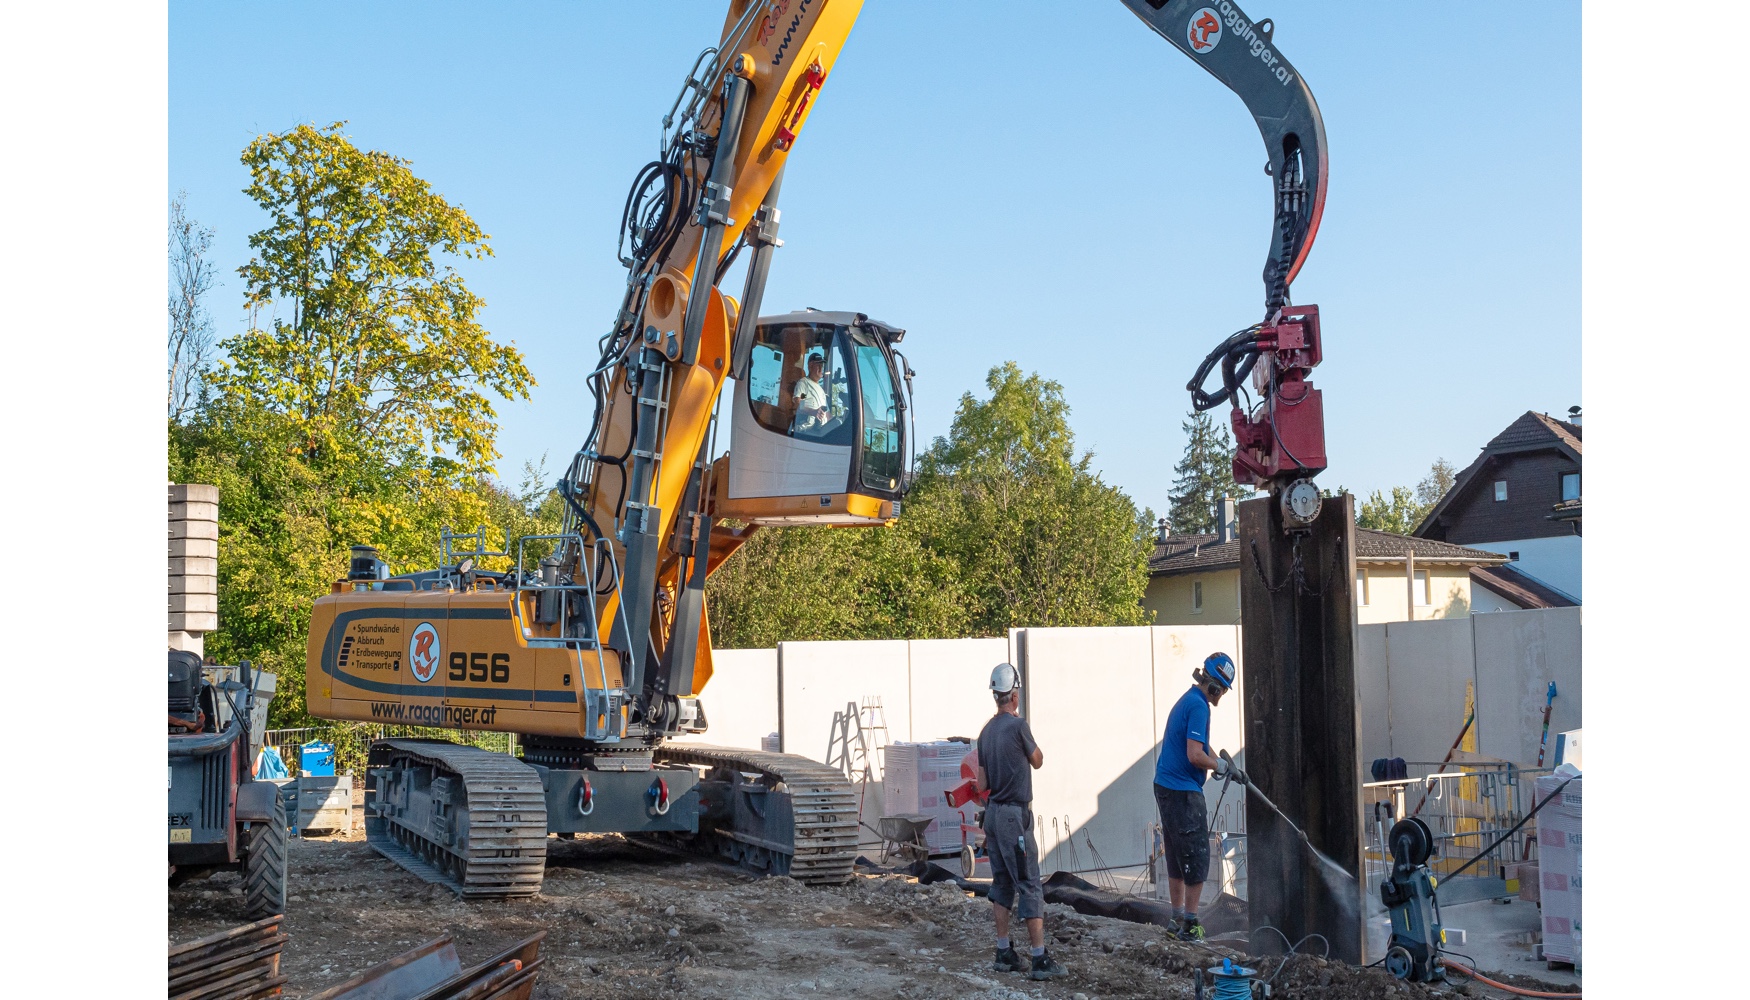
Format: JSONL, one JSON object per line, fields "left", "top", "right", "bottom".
{"left": 1413, "top": 410, "right": 1581, "bottom": 604}
{"left": 1141, "top": 511, "right": 1510, "bottom": 625}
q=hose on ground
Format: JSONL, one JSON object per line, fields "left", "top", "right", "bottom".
{"left": 1438, "top": 958, "right": 1579, "bottom": 998}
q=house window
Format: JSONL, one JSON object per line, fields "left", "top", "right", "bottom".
{"left": 1494, "top": 480, "right": 1508, "bottom": 501}
{"left": 1192, "top": 580, "right": 1203, "bottom": 613}
{"left": 1356, "top": 568, "right": 1369, "bottom": 606}
{"left": 1561, "top": 473, "right": 1580, "bottom": 501}
{"left": 1413, "top": 570, "right": 1431, "bottom": 606}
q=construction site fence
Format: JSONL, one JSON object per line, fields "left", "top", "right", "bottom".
{"left": 260, "top": 725, "right": 514, "bottom": 778}
{"left": 1362, "top": 760, "right": 1555, "bottom": 904}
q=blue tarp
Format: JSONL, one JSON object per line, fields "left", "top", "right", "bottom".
{"left": 255, "top": 745, "right": 289, "bottom": 779}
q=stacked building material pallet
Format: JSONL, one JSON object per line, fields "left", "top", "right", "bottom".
{"left": 170, "top": 483, "right": 219, "bottom": 646}
{"left": 884, "top": 740, "right": 975, "bottom": 855}
{"left": 1534, "top": 773, "right": 1582, "bottom": 969}
{"left": 168, "top": 914, "right": 287, "bottom": 1000}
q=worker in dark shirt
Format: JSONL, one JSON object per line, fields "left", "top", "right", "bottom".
{"left": 1153, "top": 652, "right": 1241, "bottom": 941}
{"left": 974, "top": 663, "right": 1066, "bottom": 981}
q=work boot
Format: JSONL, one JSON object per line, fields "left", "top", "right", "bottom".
{"left": 1029, "top": 950, "right": 1067, "bottom": 980}
{"left": 1177, "top": 918, "right": 1205, "bottom": 942}
{"left": 993, "top": 946, "right": 1027, "bottom": 974}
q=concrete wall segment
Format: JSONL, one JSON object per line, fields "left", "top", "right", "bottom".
{"left": 1381, "top": 616, "right": 1475, "bottom": 763}
{"left": 907, "top": 637, "right": 1009, "bottom": 744}
{"left": 776, "top": 639, "right": 910, "bottom": 763}
{"left": 682, "top": 647, "right": 778, "bottom": 751}
{"left": 1473, "top": 607, "right": 1581, "bottom": 763}
{"left": 1016, "top": 626, "right": 1158, "bottom": 873}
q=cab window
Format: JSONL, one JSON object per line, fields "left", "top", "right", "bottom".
{"left": 745, "top": 324, "right": 853, "bottom": 447}
{"left": 852, "top": 331, "right": 903, "bottom": 492}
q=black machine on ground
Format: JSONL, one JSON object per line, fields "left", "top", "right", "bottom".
{"left": 168, "top": 650, "right": 288, "bottom": 919}
{"left": 1378, "top": 817, "right": 1446, "bottom": 982}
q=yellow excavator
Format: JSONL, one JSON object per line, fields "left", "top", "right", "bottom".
{"left": 305, "top": 0, "right": 1328, "bottom": 898}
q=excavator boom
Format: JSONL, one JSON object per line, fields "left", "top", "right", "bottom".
{"left": 1122, "top": 0, "right": 1328, "bottom": 313}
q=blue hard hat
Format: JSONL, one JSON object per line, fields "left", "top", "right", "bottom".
{"left": 1203, "top": 652, "right": 1236, "bottom": 689}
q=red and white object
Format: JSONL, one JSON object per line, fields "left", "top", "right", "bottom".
{"left": 885, "top": 740, "right": 975, "bottom": 855}
{"left": 1534, "top": 774, "right": 1582, "bottom": 967}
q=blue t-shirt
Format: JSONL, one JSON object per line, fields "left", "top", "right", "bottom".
{"left": 1154, "top": 686, "right": 1212, "bottom": 791}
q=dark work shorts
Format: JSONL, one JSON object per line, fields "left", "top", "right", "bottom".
{"left": 982, "top": 801, "right": 1043, "bottom": 920}
{"left": 1154, "top": 783, "right": 1211, "bottom": 885}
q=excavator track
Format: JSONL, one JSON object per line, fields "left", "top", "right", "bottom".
{"left": 365, "top": 739, "right": 548, "bottom": 899}
{"left": 644, "top": 744, "right": 859, "bottom": 885}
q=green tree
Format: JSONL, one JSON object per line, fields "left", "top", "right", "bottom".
{"left": 173, "top": 125, "right": 547, "bottom": 727}
{"left": 1167, "top": 409, "right": 1245, "bottom": 535}
{"left": 707, "top": 363, "right": 1153, "bottom": 645}
{"left": 1353, "top": 458, "right": 1459, "bottom": 535}
{"left": 211, "top": 122, "right": 534, "bottom": 471}
{"left": 1356, "top": 486, "right": 1422, "bottom": 534}
{"left": 1416, "top": 457, "right": 1457, "bottom": 510}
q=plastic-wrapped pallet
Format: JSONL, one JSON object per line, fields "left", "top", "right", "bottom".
{"left": 1534, "top": 772, "right": 1582, "bottom": 968}
{"left": 884, "top": 740, "right": 975, "bottom": 854}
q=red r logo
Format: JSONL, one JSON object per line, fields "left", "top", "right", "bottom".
{"left": 1188, "top": 8, "right": 1224, "bottom": 53}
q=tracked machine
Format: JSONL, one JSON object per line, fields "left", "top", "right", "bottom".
{"left": 305, "top": 0, "right": 1332, "bottom": 899}
{"left": 305, "top": 0, "right": 910, "bottom": 897}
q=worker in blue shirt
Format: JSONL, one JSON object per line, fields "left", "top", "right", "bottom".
{"left": 1153, "top": 651, "right": 1241, "bottom": 941}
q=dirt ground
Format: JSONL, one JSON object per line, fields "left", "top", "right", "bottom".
{"left": 166, "top": 824, "right": 1581, "bottom": 1000}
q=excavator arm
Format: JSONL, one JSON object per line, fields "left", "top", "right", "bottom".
{"left": 1121, "top": 0, "right": 1332, "bottom": 502}
{"left": 1121, "top": 0, "right": 1328, "bottom": 314}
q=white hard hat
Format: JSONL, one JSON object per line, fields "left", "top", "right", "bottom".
{"left": 989, "top": 662, "right": 1021, "bottom": 695}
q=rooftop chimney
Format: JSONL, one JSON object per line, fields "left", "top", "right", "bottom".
{"left": 1215, "top": 496, "right": 1237, "bottom": 544}
{"left": 1156, "top": 517, "right": 1170, "bottom": 544}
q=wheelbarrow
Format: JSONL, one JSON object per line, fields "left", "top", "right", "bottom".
{"left": 876, "top": 813, "right": 934, "bottom": 865}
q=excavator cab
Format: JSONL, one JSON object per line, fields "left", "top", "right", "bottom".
{"left": 717, "top": 309, "right": 910, "bottom": 525}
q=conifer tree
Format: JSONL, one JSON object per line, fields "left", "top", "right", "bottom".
{"left": 1167, "top": 410, "right": 1245, "bottom": 535}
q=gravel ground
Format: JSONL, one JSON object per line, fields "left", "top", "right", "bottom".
{"left": 167, "top": 831, "right": 1567, "bottom": 999}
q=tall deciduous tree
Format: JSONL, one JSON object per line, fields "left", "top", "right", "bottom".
{"left": 1167, "top": 409, "right": 1245, "bottom": 535}
{"left": 707, "top": 363, "right": 1154, "bottom": 646}
{"left": 1416, "top": 457, "right": 1457, "bottom": 509}
{"left": 169, "top": 192, "right": 216, "bottom": 420}
{"left": 212, "top": 122, "right": 534, "bottom": 470}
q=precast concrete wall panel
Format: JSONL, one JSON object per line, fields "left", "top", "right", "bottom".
{"left": 777, "top": 639, "right": 911, "bottom": 764}
{"left": 907, "top": 637, "right": 1010, "bottom": 743}
{"left": 682, "top": 648, "right": 779, "bottom": 751}
{"left": 1018, "top": 626, "right": 1159, "bottom": 874}
{"left": 1381, "top": 617, "right": 1475, "bottom": 764}
{"left": 1357, "top": 624, "right": 1391, "bottom": 765}
{"left": 1473, "top": 608, "right": 1582, "bottom": 764}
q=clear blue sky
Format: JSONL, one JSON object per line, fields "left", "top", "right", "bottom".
{"left": 171, "top": 1, "right": 1578, "bottom": 511}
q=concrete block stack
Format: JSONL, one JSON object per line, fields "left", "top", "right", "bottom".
{"left": 884, "top": 740, "right": 975, "bottom": 855}
{"left": 1534, "top": 772, "right": 1582, "bottom": 968}
{"left": 169, "top": 483, "right": 219, "bottom": 656}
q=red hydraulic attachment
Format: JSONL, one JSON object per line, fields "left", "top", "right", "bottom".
{"left": 1231, "top": 304, "right": 1328, "bottom": 488}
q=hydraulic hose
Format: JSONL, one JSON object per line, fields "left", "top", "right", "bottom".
{"left": 1438, "top": 959, "right": 1580, "bottom": 999}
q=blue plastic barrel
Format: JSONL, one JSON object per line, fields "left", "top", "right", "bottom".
{"left": 300, "top": 741, "right": 336, "bottom": 777}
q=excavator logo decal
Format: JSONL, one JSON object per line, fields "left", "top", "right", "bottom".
{"left": 756, "top": 0, "right": 791, "bottom": 48}
{"left": 1188, "top": 7, "right": 1223, "bottom": 53}
{"left": 408, "top": 622, "right": 440, "bottom": 683}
